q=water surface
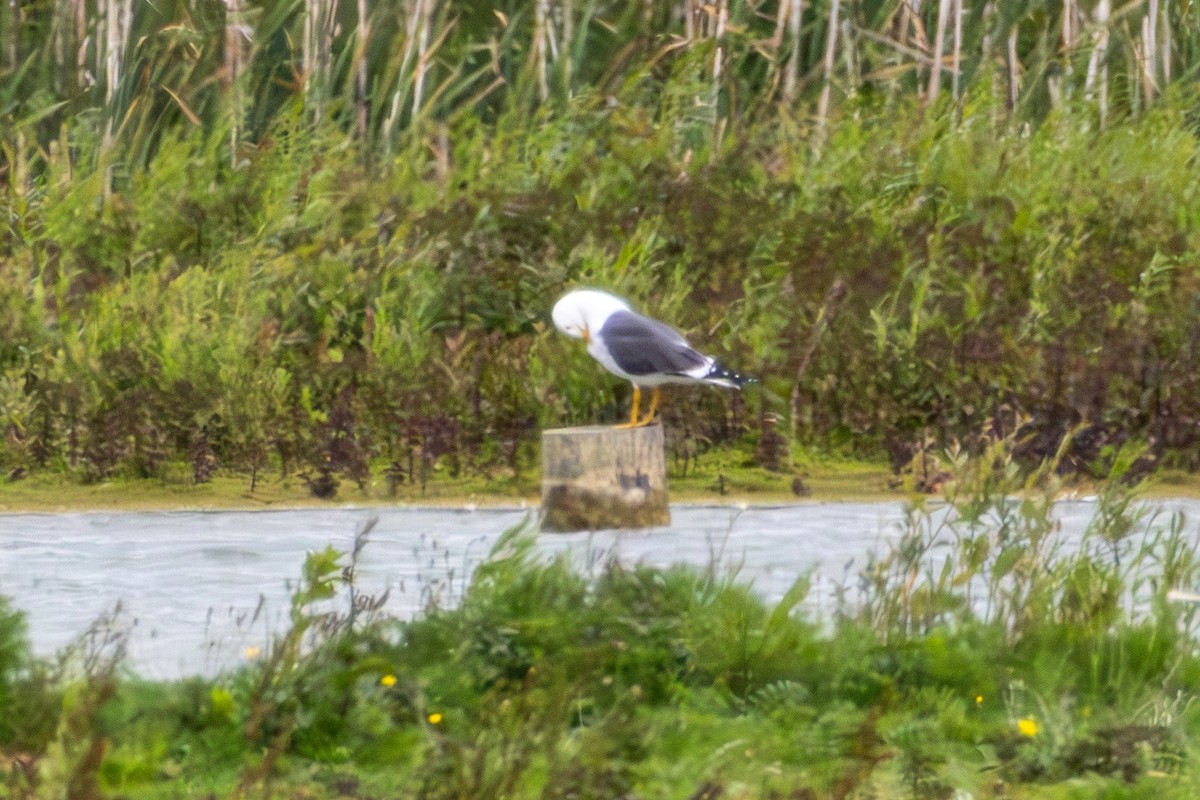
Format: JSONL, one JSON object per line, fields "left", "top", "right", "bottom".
{"left": 1, "top": 499, "right": 1192, "bottom": 678}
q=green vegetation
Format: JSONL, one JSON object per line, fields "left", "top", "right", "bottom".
{"left": 0, "top": 443, "right": 898, "bottom": 511}
{"left": 3, "top": 0, "right": 1200, "bottom": 499}
{"left": 4, "top": 440, "right": 1200, "bottom": 798}
{"left": 8, "top": 3, "right": 1200, "bottom": 794}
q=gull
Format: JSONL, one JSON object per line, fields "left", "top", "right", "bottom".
{"left": 552, "top": 288, "right": 751, "bottom": 428}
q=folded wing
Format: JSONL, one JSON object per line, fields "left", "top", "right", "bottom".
{"left": 599, "top": 310, "right": 709, "bottom": 377}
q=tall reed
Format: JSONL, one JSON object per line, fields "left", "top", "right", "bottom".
{"left": 3, "top": 0, "right": 1198, "bottom": 171}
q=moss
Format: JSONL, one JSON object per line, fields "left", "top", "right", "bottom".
{"left": 540, "top": 484, "right": 670, "bottom": 532}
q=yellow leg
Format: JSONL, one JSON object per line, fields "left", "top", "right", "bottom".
{"left": 614, "top": 386, "right": 641, "bottom": 429}
{"left": 635, "top": 387, "right": 661, "bottom": 427}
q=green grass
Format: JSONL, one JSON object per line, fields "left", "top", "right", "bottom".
{"left": 0, "top": 443, "right": 899, "bottom": 512}
{"left": 6, "top": 0, "right": 1200, "bottom": 793}
{"left": 9, "top": 438, "right": 1200, "bottom": 514}
{"left": 0, "top": 470, "right": 537, "bottom": 513}
{"left": 5, "top": 38, "right": 1200, "bottom": 493}
{"left": 5, "top": 441, "right": 1200, "bottom": 798}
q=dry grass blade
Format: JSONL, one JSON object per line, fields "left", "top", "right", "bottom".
{"left": 161, "top": 85, "right": 202, "bottom": 126}
{"left": 927, "top": 0, "right": 950, "bottom": 103}
{"left": 815, "top": 0, "right": 841, "bottom": 144}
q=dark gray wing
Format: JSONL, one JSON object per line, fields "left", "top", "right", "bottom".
{"left": 599, "top": 310, "right": 708, "bottom": 376}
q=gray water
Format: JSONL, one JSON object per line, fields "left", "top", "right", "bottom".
{"left": 0, "top": 499, "right": 1193, "bottom": 679}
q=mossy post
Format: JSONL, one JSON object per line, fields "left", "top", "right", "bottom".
{"left": 540, "top": 425, "right": 670, "bottom": 531}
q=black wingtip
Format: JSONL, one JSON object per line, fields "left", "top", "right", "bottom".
{"left": 707, "top": 364, "right": 755, "bottom": 389}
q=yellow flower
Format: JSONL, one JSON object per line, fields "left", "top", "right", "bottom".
{"left": 975, "top": 695, "right": 983, "bottom": 706}
{"left": 428, "top": 712, "right": 443, "bottom": 725}
{"left": 1017, "top": 718, "right": 1039, "bottom": 737}
{"left": 244, "top": 646, "right": 261, "bottom": 659}
{"left": 380, "top": 674, "right": 397, "bottom": 687}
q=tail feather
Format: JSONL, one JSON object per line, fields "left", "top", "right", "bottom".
{"left": 703, "top": 362, "right": 754, "bottom": 389}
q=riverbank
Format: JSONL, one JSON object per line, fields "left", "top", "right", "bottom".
{"left": 3, "top": 459, "right": 1200, "bottom": 513}
{"left": 0, "top": 450, "right": 903, "bottom": 513}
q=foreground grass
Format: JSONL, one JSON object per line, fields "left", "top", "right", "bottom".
{"left": 5, "top": 440, "right": 1200, "bottom": 799}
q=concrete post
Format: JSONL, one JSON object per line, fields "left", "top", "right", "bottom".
{"left": 540, "top": 424, "right": 670, "bottom": 531}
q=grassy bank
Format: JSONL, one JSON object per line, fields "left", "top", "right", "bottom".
{"left": 7, "top": 95, "right": 1200, "bottom": 492}
{"left": 4, "top": 446, "right": 1200, "bottom": 798}
{"left": 4, "top": 1, "right": 1200, "bottom": 496}
{"left": 4, "top": 440, "right": 1200, "bottom": 513}
{"left": 0, "top": 444, "right": 897, "bottom": 511}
